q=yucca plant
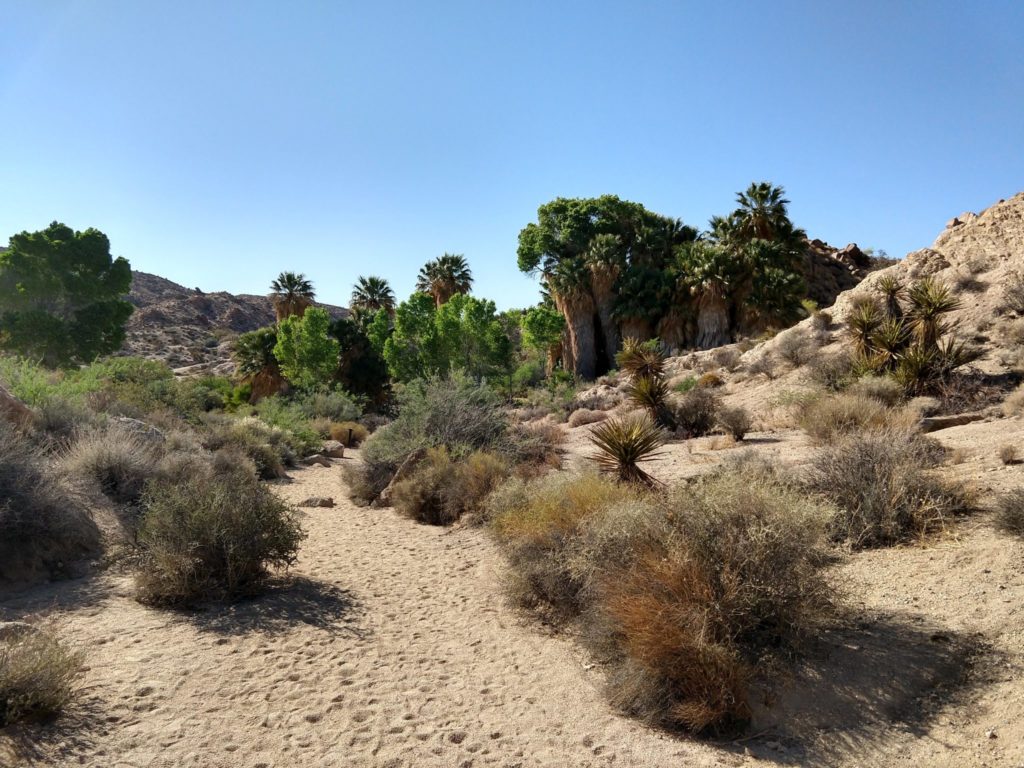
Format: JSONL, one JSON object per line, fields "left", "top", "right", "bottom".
{"left": 588, "top": 413, "right": 666, "bottom": 486}
{"left": 615, "top": 338, "right": 665, "bottom": 380}
{"left": 847, "top": 299, "right": 883, "bottom": 358}
{"left": 625, "top": 374, "right": 678, "bottom": 430}
{"left": 870, "top": 316, "right": 910, "bottom": 372}
{"left": 876, "top": 274, "right": 905, "bottom": 320}
{"left": 907, "top": 277, "right": 961, "bottom": 349}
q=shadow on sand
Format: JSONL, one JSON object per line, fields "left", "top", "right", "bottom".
{"left": 719, "top": 611, "right": 995, "bottom": 767}
{"left": 182, "top": 575, "right": 365, "bottom": 638}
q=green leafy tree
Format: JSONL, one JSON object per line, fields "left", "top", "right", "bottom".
{"left": 272, "top": 307, "right": 340, "bottom": 389}
{"left": 521, "top": 304, "right": 566, "bottom": 374}
{"left": 328, "top": 317, "right": 390, "bottom": 404}
{"left": 0, "top": 222, "right": 133, "bottom": 367}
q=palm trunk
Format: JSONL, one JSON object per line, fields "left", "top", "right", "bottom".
{"left": 656, "top": 306, "right": 688, "bottom": 350}
{"left": 556, "top": 291, "right": 597, "bottom": 380}
{"left": 619, "top": 317, "right": 653, "bottom": 343}
{"left": 695, "top": 286, "right": 731, "bottom": 349}
{"left": 590, "top": 271, "right": 620, "bottom": 369}
{"left": 546, "top": 342, "right": 561, "bottom": 376}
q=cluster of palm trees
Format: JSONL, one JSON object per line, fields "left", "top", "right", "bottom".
{"left": 517, "top": 183, "right": 809, "bottom": 379}
{"left": 349, "top": 253, "right": 473, "bottom": 318}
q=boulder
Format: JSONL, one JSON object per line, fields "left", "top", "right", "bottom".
{"left": 301, "top": 454, "right": 332, "bottom": 468}
{"left": 322, "top": 440, "right": 346, "bottom": 459}
{"left": 298, "top": 496, "right": 335, "bottom": 508}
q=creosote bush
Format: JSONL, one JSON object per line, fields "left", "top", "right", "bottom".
{"left": 716, "top": 406, "right": 752, "bottom": 441}
{"left": 488, "top": 469, "right": 835, "bottom": 732}
{"left": 391, "top": 447, "right": 509, "bottom": 525}
{"left": 135, "top": 466, "right": 305, "bottom": 605}
{"left": 200, "top": 415, "right": 292, "bottom": 479}
{"left": 674, "top": 388, "right": 720, "bottom": 438}
{"left": 0, "top": 624, "right": 85, "bottom": 726}
{"left": 807, "top": 428, "right": 968, "bottom": 548}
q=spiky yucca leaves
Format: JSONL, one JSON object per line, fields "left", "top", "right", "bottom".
{"left": 625, "top": 374, "right": 678, "bottom": 430}
{"left": 893, "top": 336, "right": 978, "bottom": 395}
{"left": 876, "top": 274, "right": 905, "bottom": 319}
{"left": 907, "top": 277, "right": 961, "bottom": 349}
{"left": 847, "top": 299, "right": 883, "bottom": 358}
{"left": 589, "top": 413, "right": 666, "bottom": 486}
{"left": 616, "top": 338, "right": 665, "bottom": 379}
{"left": 870, "top": 316, "right": 910, "bottom": 372}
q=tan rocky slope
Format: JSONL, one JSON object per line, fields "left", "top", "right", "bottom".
{"left": 124, "top": 271, "right": 348, "bottom": 375}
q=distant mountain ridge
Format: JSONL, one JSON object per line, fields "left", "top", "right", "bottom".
{"left": 123, "top": 271, "right": 348, "bottom": 374}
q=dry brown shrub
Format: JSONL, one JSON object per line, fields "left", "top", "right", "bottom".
{"left": 330, "top": 421, "right": 369, "bottom": 447}
{"left": 62, "top": 426, "right": 161, "bottom": 504}
{"left": 715, "top": 406, "right": 751, "bottom": 441}
{"left": 0, "top": 623, "right": 85, "bottom": 726}
{"left": 848, "top": 376, "right": 904, "bottom": 407}
{"left": 696, "top": 372, "right": 724, "bottom": 389}
{"left": 1004, "top": 385, "right": 1024, "bottom": 417}
{"left": 776, "top": 330, "right": 818, "bottom": 367}
{"left": 568, "top": 408, "right": 609, "bottom": 428}
{"left": 674, "top": 389, "right": 720, "bottom": 438}
{"left": 995, "top": 489, "right": 1024, "bottom": 536}
{"left": 796, "top": 392, "right": 915, "bottom": 444}
{"left": 807, "top": 428, "right": 969, "bottom": 548}
{"left": 998, "top": 444, "right": 1019, "bottom": 465}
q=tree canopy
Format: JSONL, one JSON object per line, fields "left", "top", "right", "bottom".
{"left": 272, "top": 307, "right": 339, "bottom": 389}
{"left": 0, "top": 222, "right": 133, "bottom": 367}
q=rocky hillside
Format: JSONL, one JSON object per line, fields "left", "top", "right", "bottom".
{"left": 123, "top": 271, "right": 348, "bottom": 375}
{"left": 801, "top": 238, "right": 887, "bottom": 308}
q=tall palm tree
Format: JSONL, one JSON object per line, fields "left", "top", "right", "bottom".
{"left": 269, "top": 272, "right": 315, "bottom": 322}
{"left": 585, "top": 233, "right": 624, "bottom": 368}
{"left": 734, "top": 182, "right": 792, "bottom": 242}
{"left": 350, "top": 275, "right": 396, "bottom": 317}
{"left": 415, "top": 253, "right": 473, "bottom": 308}
{"left": 546, "top": 257, "right": 597, "bottom": 380}
{"left": 234, "top": 326, "right": 285, "bottom": 401}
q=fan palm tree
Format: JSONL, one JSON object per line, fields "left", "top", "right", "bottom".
{"left": 734, "top": 182, "right": 796, "bottom": 242}
{"left": 545, "top": 257, "right": 597, "bottom": 380}
{"left": 269, "top": 272, "right": 315, "bottom": 322}
{"left": 584, "top": 233, "right": 624, "bottom": 368}
{"left": 234, "top": 327, "right": 285, "bottom": 401}
{"left": 415, "top": 253, "right": 473, "bottom": 308}
{"left": 350, "top": 275, "right": 396, "bottom": 317}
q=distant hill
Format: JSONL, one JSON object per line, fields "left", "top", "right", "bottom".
{"left": 123, "top": 271, "right": 348, "bottom": 375}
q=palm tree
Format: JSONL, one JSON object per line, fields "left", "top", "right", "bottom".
{"left": 585, "top": 233, "right": 624, "bottom": 368}
{"left": 734, "top": 182, "right": 799, "bottom": 243}
{"left": 350, "top": 275, "right": 396, "bottom": 317}
{"left": 415, "top": 253, "right": 473, "bottom": 308}
{"left": 234, "top": 327, "right": 285, "bottom": 401}
{"left": 546, "top": 258, "right": 597, "bottom": 380}
{"left": 269, "top": 272, "right": 315, "bottom": 322}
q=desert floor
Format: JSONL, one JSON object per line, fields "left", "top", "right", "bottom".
{"left": 2, "top": 425, "right": 1023, "bottom": 768}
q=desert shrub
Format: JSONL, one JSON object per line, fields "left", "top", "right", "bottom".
{"left": 807, "top": 428, "right": 968, "bottom": 548}
{"left": 776, "top": 330, "right": 817, "bottom": 367}
{"left": 995, "top": 489, "right": 1024, "bottom": 536}
{"left": 747, "top": 355, "right": 777, "bottom": 380}
{"left": 135, "top": 467, "right": 305, "bottom": 605}
{"left": 674, "top": 388, "right": 720, "bottom": 438}
{"left": 488, "top": 473, "right": 634, "bottom": 617}
{"left": 392, "top": 448, "right": 509, "bottom": 525}
{"left": 1004, "top": 385, "right": 1024, "bottom": 417}
{"left": 1002, "top": 271, "right": 1024, "bottom": 315}
{"left": 251, "top": 397, "right": 322, "bottom": 456}
{"left": 330, "top": 421, "right": 369, "bottom": 447}
{"left": 696, "top": 372, "right": 724, "bottom": 389}
{"left": 672, "top": 376, "right": 697, "bottom": 393}
{"left": 0, "top": 423, "right": 99, "bottom": 583}
{"left": 62, "top": 426, "right": 162, "bottom": 504}
{"left": 716, "top": 406, "right": 751, "bottom": 440}
{"left": 200, "top": 415, "right": 293, "bottom": 479}
{"left": 591, "top": 473, "right": 833, "bottom": 731}
{"left": 848, "top": 375, "right": 904, "bottom": 406}
{"left": 998, "top": 444, "right": 1019, "bottom": 465}
{"left": 568, "top": 408, "right": 608, "bottom": 427}
{"left": 351, "top": 373, "right": 517, "bottom": 504}
{"left": 805, "top": 352, "right": 855, "bottom": 391}
{"left": 795, "top": 392, "right": 909, "bottom": 443}
{"left": 0, "top": 624, "right": 85, "bottom": 726}
{"left": 512, "top": 360, "right": 545, "bottom": 392}
{"left": 360, "top": 413, "right": 390, "bottom": 433}
{"left": 292, "top": 387, "right": 364, "bottom": 423}
{"left": 712, "top": 348, "right": 741, "bottom": 371}
{"left": 32, "top": 397, "right": 100, "bottom": 449}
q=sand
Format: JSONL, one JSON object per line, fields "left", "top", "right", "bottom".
{"left": 3, "top": 433, "right": 1023, "bottom": 767}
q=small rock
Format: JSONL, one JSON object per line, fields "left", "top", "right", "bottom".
{"left": 301, "top": 454, "right": 332, "bottom": 467}
{"left": 297, "top": 496, "right": 335, "bottom": 508}
{"left": 986, "top": 729, "right": 997, "bottom": 739}
{"left": 322, "top": 440, "right": 346, "bottom": 458}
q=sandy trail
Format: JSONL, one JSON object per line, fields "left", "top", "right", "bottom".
{"left": 3, "top": 439, "right": 1023, "bottom": 767}
{"left": 1, "top": 456, "right": 738, "bottom": 768}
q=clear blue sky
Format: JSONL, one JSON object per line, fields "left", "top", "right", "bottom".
{"left": 2, "top": 1, "right": 1022, "bottom": 310}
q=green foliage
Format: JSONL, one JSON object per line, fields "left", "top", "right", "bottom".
{"left": 0, "top": 222, "right": 133, "bottom": 367}
{"left": 273, "top": 307, "right": 340, "bottom": 389}
{"left": 521, "top": 305, "right": 565, "bottom": 353}
{"left": 234, "top": 327, "right": 278, "bottom": 377}
{"left": 328, "top": 317, "right": 390, "bottom": 403}
{"left": 416, "top": 253, "right": 473, "bottom": 306}
{"left": 382, "top": 292, "right": 513, "bottom": 383}
{"left": 615, "top": 338, "right": 665, "bottom": 379}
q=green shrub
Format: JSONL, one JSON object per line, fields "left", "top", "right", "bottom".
{"left": 512, "top": 360, "right": 545, "bottom": 392}
{"left": 0, "top": 422, "right": 100, "bottom": 583}
{"left": 672, "top": 376, "right": 697, "bottom": 393}
{"left": 807, "top": 428, "right": 968, "bottom": 548}
{"left": 292, "top": 387, "right": 364, "bottom": 423}
{"left": 392, "top": 448, "right": 509, "bottom": 525}
{"left": 251, "top": 397, "right": 322, "bottom": 456}
{"left": 135, "top": 467, "right": 305, "bottom": 605}
{"left": 0, "top": 624, "right": 85, "bottom": 726}
{"left": 200, "top": 415, "right": 292, "bottom": 479}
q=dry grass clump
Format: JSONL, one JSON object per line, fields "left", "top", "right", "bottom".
{"left": 805, "top": 352, "right": 855, "bottom": 391}
{"left": 795, "top": 392, "right": 913, "bottom": 444}
{"left": 998, "top": 444, "right": 1019, "bottom": 465}
{"left": 392, "top": 448, "right": 509, "bottom": 525}
{"left": 329, "top": 421, "right": 369, "bottom": 447}
{"left": 747, "top": 355, "right": 777, "bottom": 380}
{"left": 1003, "top": 384, "right": 1024, "bottom": 417}
{"left": 200, "top": 415, "right": 292, "bottom": 479}
{"left": 489, "top": 470, "right": 835, "bottom": 732}
{"left": 696, "top": 372, "right": 724, "bottom": 389}
{"left": 135, "top": 466, "right": 305, "bottom": 605}
{"left": 62, "top": 426, "right": 161, "bottom": 504}
{"left": 994, "top": 489, "right": 1024, "bottom": 536}
{"left": 776, "top": 329, "right": 818, "bottom": 367}
{"left": 1002, "top": 270, "right": 1024, "bottom": 315}
{"left": 716, "top": 406, "right": 752, "bottom": 441}
{"left": 0, "top": 623, "right": 85, "bottom": 726}
{"left": 847, "top": 375, "right": 905, "bottom": 407}
{"left": 0, "top": 422, "right": 99, "bottom": 583}
{"left": 674, "top": 388, "right": 720, "bottom": 438}
{"left": 568, "top": 408, "right": 609, "bottom": 428}
{"left": 806, "top": 428, "right": 969, "bottom": 548}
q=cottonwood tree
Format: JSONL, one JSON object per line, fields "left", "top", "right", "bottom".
{"left": 272, "top": 307, "right": 339, "bottom": 389}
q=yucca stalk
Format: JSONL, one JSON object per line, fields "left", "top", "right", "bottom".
{"left": 589, "top": 414, "right": 666, "bottom": 486}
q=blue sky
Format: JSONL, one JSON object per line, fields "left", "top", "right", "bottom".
{"left": 2, "top": 1, "right": 1022, "bottom": 310}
